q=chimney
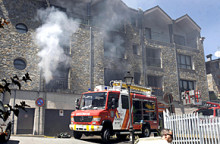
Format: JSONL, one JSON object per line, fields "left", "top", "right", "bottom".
{"left": 199, "top": 37, "right": 205, "bottom": 44}
{"left": 206, "top": 54, "right": 212, "bottom": 61}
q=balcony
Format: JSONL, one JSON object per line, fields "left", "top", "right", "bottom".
{"left": 145, "top": 38, "right": 174, "bottom": 47}
{"left": 175, "top": 44, "right": 199, "bottom": 52}
{"left": 45, "top": 78, "right": 68, "bottom": 92}
{"left": 151, "top": 87, "right": 163, "bottom": 97}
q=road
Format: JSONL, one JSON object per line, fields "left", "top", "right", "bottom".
{"left": 3, "top": 135, "right": 131, "bottom": 144}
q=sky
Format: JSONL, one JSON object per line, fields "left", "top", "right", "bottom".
{"left": 122, "top": 0, "right": 220, "bottom": 61}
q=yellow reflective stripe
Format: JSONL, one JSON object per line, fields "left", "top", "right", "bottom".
{"left": 91, "top": 125, "right": 94, "bottom": 131}
{"left": 72, "top": 125, "right": 102, "bottom": 131}
{"left": 86, "top": 125, "right": 89, "bottom": 131}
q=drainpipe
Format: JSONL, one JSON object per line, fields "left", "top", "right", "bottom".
{"left": 90, "top": 27, "right": 93, "bottom": 89}
{"left": 12, "top": 90, "right": 16, "bottom": 135}
{"left": 138, "top": 9, "right": 146, "bottom": 86}
{"left": 87, "top": 0, "right": 92, "bottom": 25}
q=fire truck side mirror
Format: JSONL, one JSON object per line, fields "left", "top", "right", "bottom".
{"left": 75, "top": 98, "right": 80, "bottom": 110}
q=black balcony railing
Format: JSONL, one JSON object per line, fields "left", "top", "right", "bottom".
{"left": 151, "top": 87, "right": 163, "bottom": 97}
{"left": 45, "top": 78, "right": 68, "bottom": 92}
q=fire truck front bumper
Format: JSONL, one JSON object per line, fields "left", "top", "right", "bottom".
{"left": 69, "top": 124, "right": 103, "bottom": 132}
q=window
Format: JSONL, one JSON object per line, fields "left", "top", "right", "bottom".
{"left": 104, "top": 32, "right": 125, "bottom": 59}
{"left": 215, "top": 62, "right": 219, "bottom": 69}
{"left": 206, "top": 62, "right": 211, "bottom": 74}
{"left": 174, "top": 34, "right": 185, "bottom": 46}
{"left": 146, "top": 48, "right": 161, "bottom": 67}
{"left": 134, "top": 72, "right": 141, "bottom": 85}
{"left": 147, "top": 75, "right": 162, "bottom": 88}
{"left": 145, "top": 28, "right": 151, "bottom": 39}
{"left": 87, "top": 3, "right": 91, "bottom": 17}
{"left": 107, "top": 93, "right": 119, "bottom": 109}
{"left": 63, "top": 45, "right": 70, "bottom": 55}
{"left": 131, "top": 17, "right": 136, "bottom": 27}
{"left": 14, "top": 58, "right": 26, "bottom": 70}
{"left": 104, "top": 68, "right": 124, "bottom": 86}
{"left": 179, "top": 79, "right": 194, "bottom": 93}
{"left": 178, "top": 54, "right": 192, "bottom": 69}
{"left": 133, "top": 100, "right": 142, "bottom": 122}
{"left": 121, "top": 95, "right": 129, "bottom": 109}
{"left": 143, "top": 101, "right": 156, "bottom": 120}
{"left": 16, "top": 23, "right": 28, "bottom": 33}
{"left": 45, "top": 65, "right": 69, "bottom": 91}
{"left": 133, "top": 44, "right": 138, "bottom": 55}
{"left": 143, "top": 101, "right": 155, "bottom": 111}
{"left": 148, "top": 75, "right": 163, "bottom": 96}
{"left": 80, "top": 92, "right": 107, "bottom": 110}
{"left": 50, "top": 4, "right": 66, "bottom": 12}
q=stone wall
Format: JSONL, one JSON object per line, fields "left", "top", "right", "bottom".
{"left": 0, "top": 0, "right": 209, "bottom": 102}
{"left": 206, "top": 59, "right": 220, "bottom": 99}
{"left": 0, "top": 0, "right": 43, "bottom": 91}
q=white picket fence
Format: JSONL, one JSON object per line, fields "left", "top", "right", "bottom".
{"left": 163, "top": 111, "right": 220, "bottom": 144}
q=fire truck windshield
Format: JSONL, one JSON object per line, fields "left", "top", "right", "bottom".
{"left": 80, "top": 92, "right": 107, "bottom": 110}
{"left": 197, "top": 109, "right": 214, "bottom": 116}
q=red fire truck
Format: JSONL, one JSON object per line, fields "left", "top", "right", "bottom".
{"left": 69, "top": 81, "right": 160, "bottom": 142}
{"left": 182, "top": 90, "right": 220, "bottom": 117}
{"left": 196, "top": 101, "right": 220, "bottom": 117}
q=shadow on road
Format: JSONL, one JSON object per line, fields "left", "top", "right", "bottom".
{"left": 1, "top": 140, "right": 20, "bottom": 144}
{"left": 80, "top": 137, "right": 130, "bottom": 144}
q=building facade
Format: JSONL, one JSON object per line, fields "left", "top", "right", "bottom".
{"left": 0, "top": 0, "right": 209, "bottom": 136}
{"left": 206, "top": 55, "right": 220, "bottom": 101}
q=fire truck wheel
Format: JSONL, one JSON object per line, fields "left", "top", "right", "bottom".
{"left": 141, "top": 126, "right": 151, "bottom": 137}
{"left": 73, "top": 131, "right": 82, "bottom": 139}
{"left": 101, "top": 128, "right": 111, "bottom": 143}
{"left": 0, "top": 127, "right": 11, "bottom": 142}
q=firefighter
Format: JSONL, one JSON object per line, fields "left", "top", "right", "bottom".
{"left": 160, "top": 129, "right": 173, "bottom": 144}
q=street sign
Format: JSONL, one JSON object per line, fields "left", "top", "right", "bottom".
{"left": 35, "top": 98, "right": 45, "bottom": 107}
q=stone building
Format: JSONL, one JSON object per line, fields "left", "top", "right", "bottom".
{"left": 206, "top": 55, "right": 220, "bottom": 101}
{"left": 0, "top": 0, "right": 208, "bottom": 136}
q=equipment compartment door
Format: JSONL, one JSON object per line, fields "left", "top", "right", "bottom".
{"left": 115, "top": 94, "right": 129, "bottom": 130}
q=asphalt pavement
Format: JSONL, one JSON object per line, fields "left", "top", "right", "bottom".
{"left": 3, "top": 135, "right": 131, "bottom": 144}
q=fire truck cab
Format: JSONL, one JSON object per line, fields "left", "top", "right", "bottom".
{"left": 182, "top": 90, "right": 220, "bottom": 117}
{"left": 69, "top": 81, "right": 160, "bottom": 142}
{"left": 196, "top": 101, "right": 220, "bottom": 117}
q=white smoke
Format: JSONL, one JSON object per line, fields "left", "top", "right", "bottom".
{"left": 215, "top": 50, "right": 220, "bottom": 58}
{"left": 34, "top": 7, "right": 79, "bottom": 83}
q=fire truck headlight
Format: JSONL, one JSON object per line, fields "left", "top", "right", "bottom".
{"left": 71, "top": 117, "right": 74, "bottom": 123}
{"left": 92, "top": 116, "right": 101, "bottom": 122}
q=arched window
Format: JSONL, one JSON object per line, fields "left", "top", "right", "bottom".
{"left": 15, "top": 23, "right": 28, "bottom": 33}
{"left": 14, "top": 58, "right": 27, "bottom": 70}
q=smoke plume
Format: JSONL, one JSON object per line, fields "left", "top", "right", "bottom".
{"left": 34, "top": 7, "right": 79, "bottom": 84}
{"left": 215, "top": 50, "right": 220, "bottom": 58}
